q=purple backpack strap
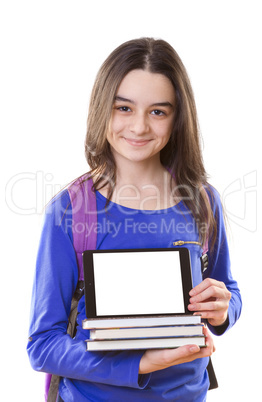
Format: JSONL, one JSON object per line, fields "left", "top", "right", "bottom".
{"left": 45, "top": 175, "right": 97, "bottom": 402}
{"left": 202, "top": 237, "right": 208, "bottom": 255}
{"left": 201, "top": 187, "right": 210, "bottom": 275}
{"left": 68, "top": 174, "right": 97, "bottom": 280}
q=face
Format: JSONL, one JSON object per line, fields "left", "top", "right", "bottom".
{"left": 107, "top": 69, "right": 175, "bottom": 167}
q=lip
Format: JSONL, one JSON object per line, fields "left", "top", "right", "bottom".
{"left": 124, "top": 137, "right": 152, "bottom": 147}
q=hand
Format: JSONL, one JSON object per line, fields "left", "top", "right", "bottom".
{"left": 188, "top": 278, "right": 231, "bottom": 327}
{"left": 139, "top": 327, "right": 215, "bottom": 374}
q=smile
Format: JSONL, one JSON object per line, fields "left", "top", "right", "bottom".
{"left": 124, "top": 138, "right": 152, "bottom": 147}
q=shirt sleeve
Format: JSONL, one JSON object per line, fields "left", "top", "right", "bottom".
{"left": 204, "top": 186, "right": 242, "bottom": 335}
{"left": 27, "top": 190, "right": 150, "bottom": 389}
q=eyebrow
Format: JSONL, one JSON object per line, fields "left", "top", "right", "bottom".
{"left": 114, "top": 96, "right": 174, "bottom": 109}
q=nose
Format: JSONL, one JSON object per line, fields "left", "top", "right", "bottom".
{"left": 129, "top": 112, "right": 149, "bottom": 135}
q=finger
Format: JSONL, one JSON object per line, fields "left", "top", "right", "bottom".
{"left": 162, "top": 343, "right": 201, "bottom": 363}
{"left": 161, "top": 328, "right": 215, "bottom": 363}
{"left": 189, "top": 299, "right": 227, "bottom": 313}
{"left": 189, "top": 278, "right": 225, "bottom": 297}
{"left": 194, "top": 310, "right": 221, "bottom": 320}
{"left": 190, "top": 285, "right": 224, "bottom": 303}
{"left": 189, "top": 285, "right": 227, "bottom": 304}
{"left": 194, "top": 309, "right": 228, "bottom": 325}
{"left": 203, "top": 327, "right": 215, "bottom": 353}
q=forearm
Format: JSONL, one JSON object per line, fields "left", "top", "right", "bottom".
{"left": 28, "top": 329, "right": 148, "bottom": 388}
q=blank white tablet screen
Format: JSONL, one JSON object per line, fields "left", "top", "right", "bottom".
{"left": 93, "top": 251, "right": 185, "bottom": 316}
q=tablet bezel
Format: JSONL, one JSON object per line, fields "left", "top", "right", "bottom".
{"left": 83, "top": 248, "right": 193, "bottom": 319}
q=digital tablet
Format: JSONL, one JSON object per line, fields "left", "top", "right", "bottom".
{"left": 83, "top": 248, "right": 193, "bottom": 319}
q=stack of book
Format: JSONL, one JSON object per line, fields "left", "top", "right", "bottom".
{"left": 82, "top": 315, "right": 206, "bottom": 351}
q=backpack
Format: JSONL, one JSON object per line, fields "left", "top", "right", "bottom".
{"left": 45, "top": 176, "right": 97, "bottom": 402}
{"left": 45, "top": 175, "right": 217, "bottom": 401}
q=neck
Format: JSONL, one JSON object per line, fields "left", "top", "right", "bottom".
{"left": 115, "top": 157, "right": 166, "bottom": 188}
{"left": 98, "top": 155, "right": 178, "bottom": 210}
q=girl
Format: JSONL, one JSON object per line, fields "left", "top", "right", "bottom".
{"left": 27, "top": 38, "right": 242, "bottom": 402}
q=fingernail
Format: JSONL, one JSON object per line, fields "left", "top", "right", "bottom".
{"left": 189, "top": 345, "right": 199, "bottom": 353}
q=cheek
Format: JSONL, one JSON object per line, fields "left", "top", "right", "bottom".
{"left": 109, "top": 116, "right": 125, "bottom": 135}
{"left": 106, "top": 119, "right": 120, "bottom": 146}
{"left": 157, "top": 124, "right": 172, "bottom": 144}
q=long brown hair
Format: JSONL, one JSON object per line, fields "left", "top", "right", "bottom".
{"left": 84, "top": 37, "right": 216, "bottom": 248}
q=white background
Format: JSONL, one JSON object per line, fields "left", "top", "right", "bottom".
{"left": 1, "top": 1, "right": 261, "bottom": 401}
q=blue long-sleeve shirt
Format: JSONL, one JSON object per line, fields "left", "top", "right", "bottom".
{"left": 27, "top": 187, "right": 242, "bottom": 401}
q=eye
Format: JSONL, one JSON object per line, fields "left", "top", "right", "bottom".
{"left": 151, "top": 109, "right": 166, "bottom": 116}
{"left": 116, "top": 106, "right": 132, "bottom": 112}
